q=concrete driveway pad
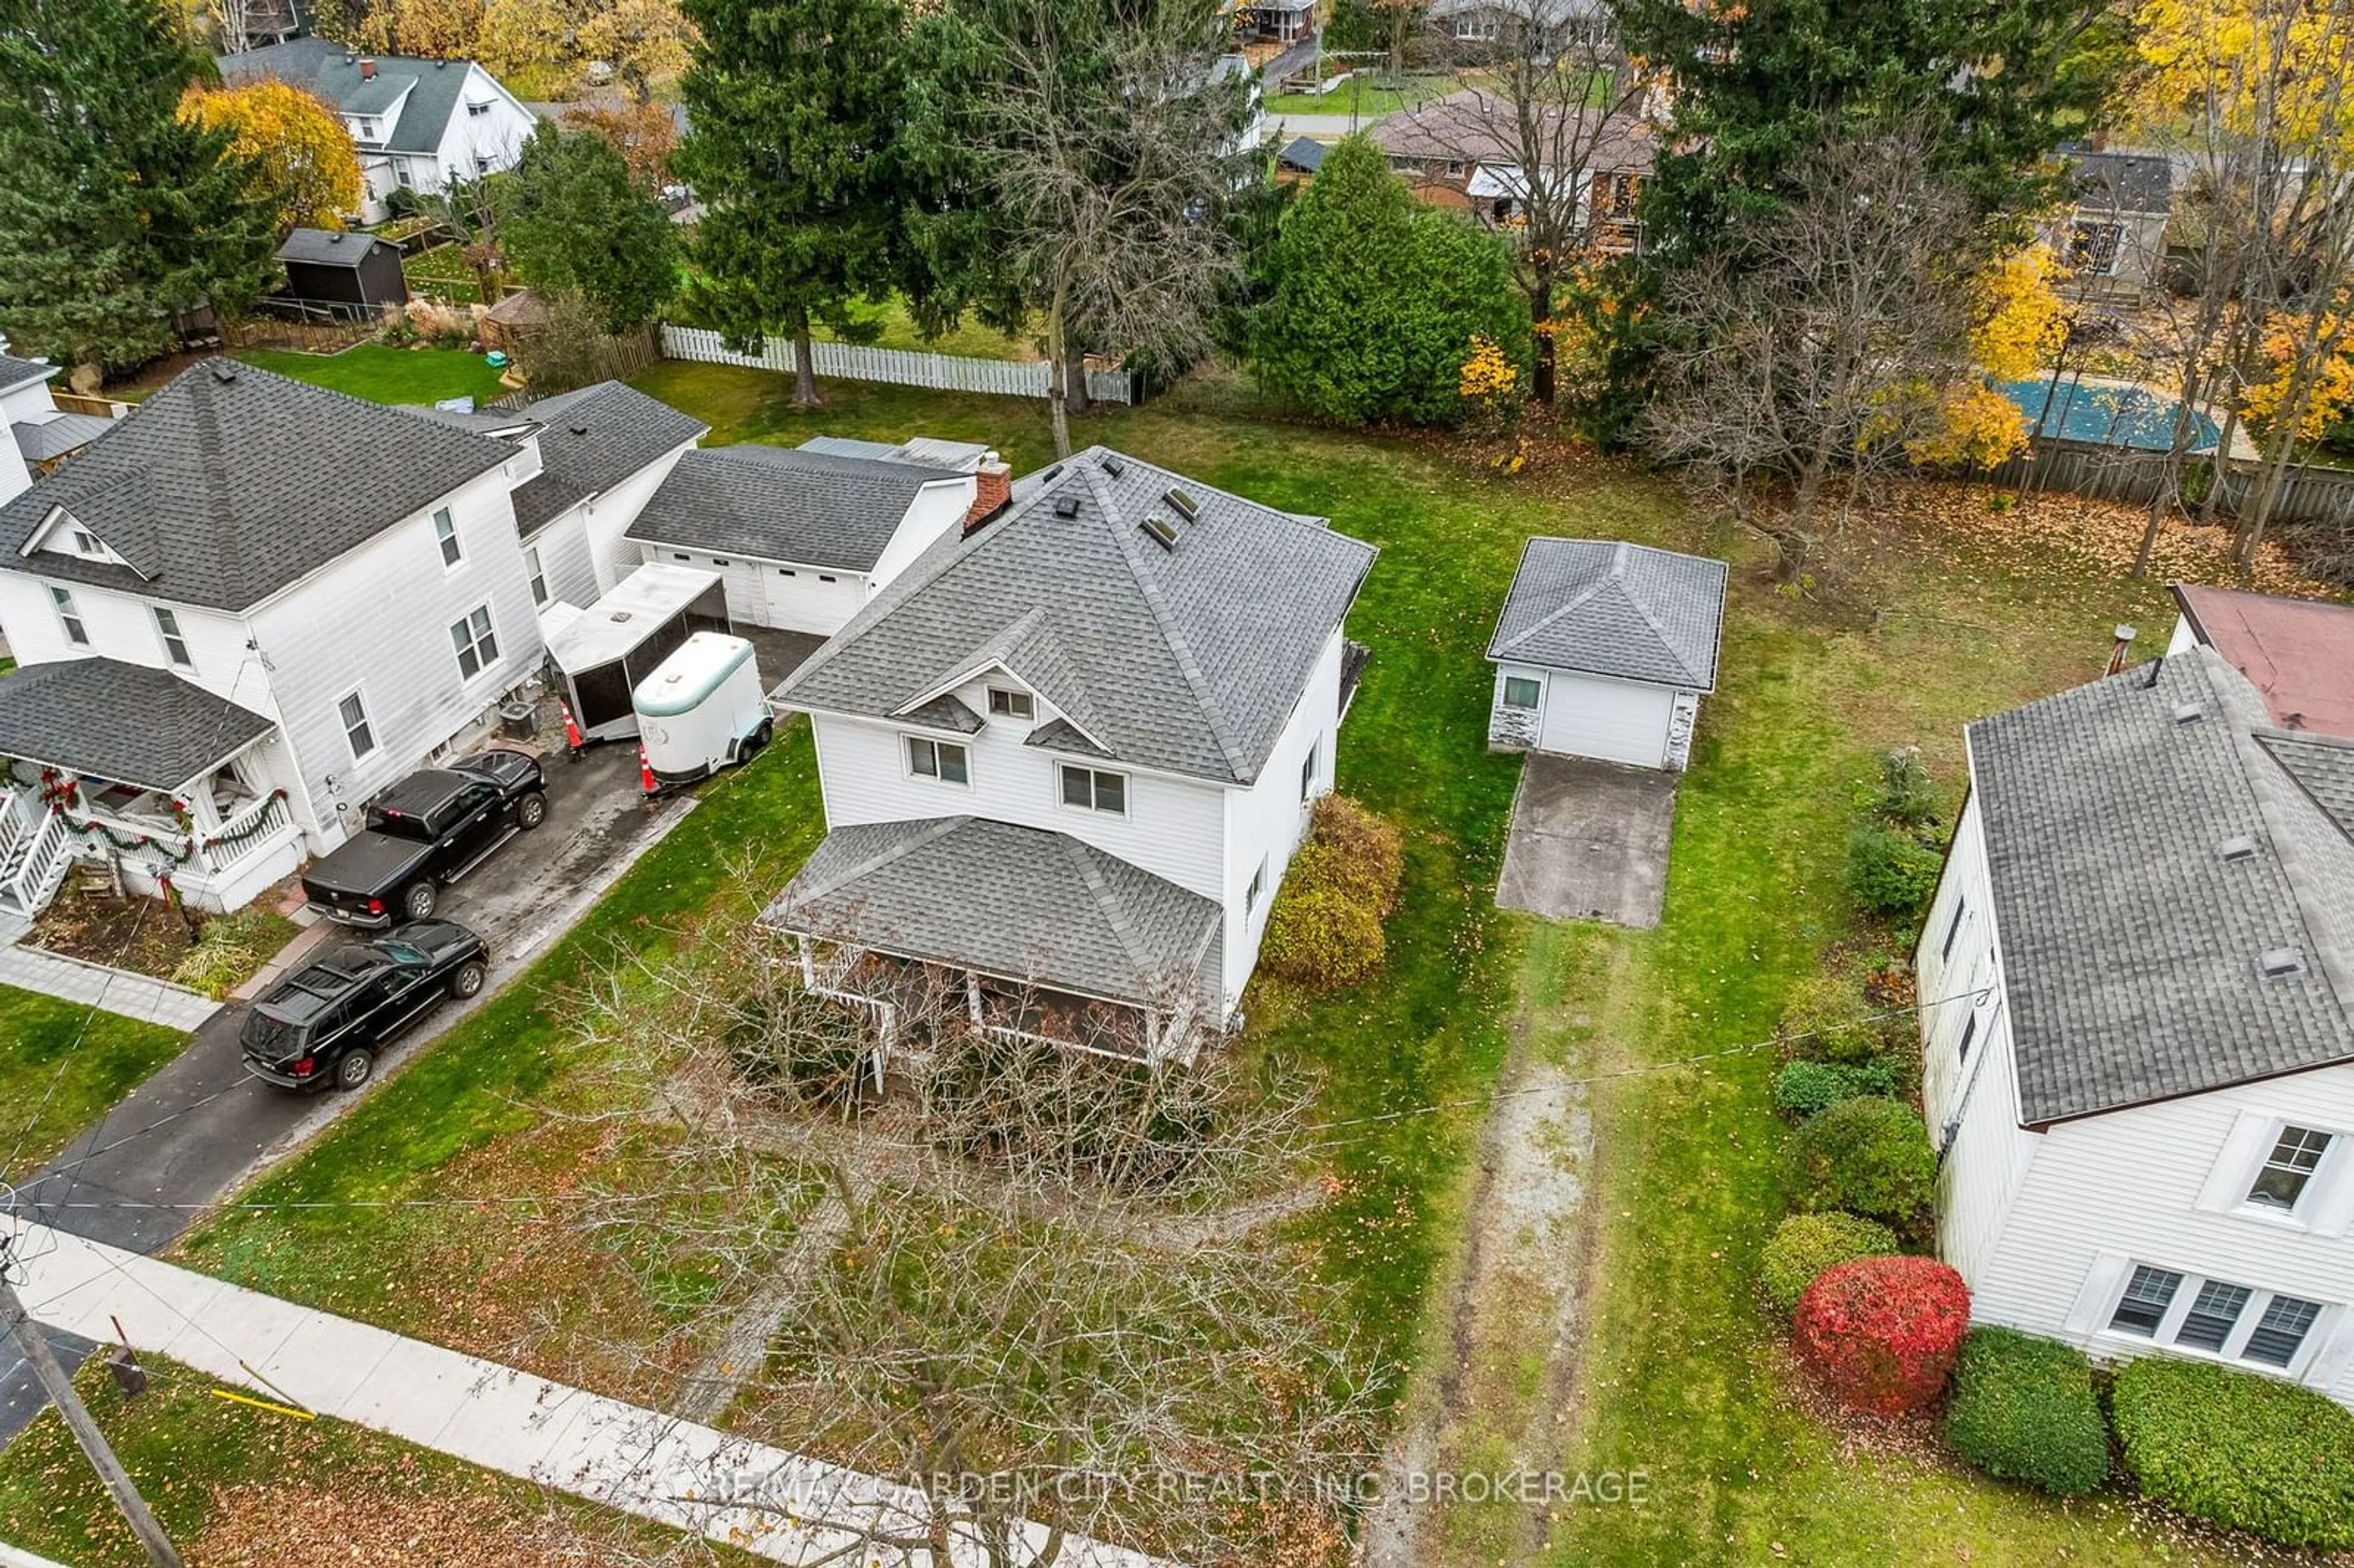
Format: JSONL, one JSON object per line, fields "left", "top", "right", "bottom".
{"left": 1495, "top": 753, "right": 1680, "bottom": 929}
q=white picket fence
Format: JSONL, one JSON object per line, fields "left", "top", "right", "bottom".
{"left": 660, "top": 324, "right": 1136, "bottom": 405}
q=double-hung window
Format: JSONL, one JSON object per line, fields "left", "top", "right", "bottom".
{"left": 433, "top": 506, "right": 462, "bottom": 567}
{"left": 1246, "top": 855, "right": 1268, "bottom": 917}
{"left": 2248, "top": 1126, "right": 2332, "bottom": 1212}
{"left": 49, "top": 585, "right": 86, "bottom": 647}
{"left": 908, "top": 737, "right": 969, "bottom": 785}
{"left": 449, "top": 604, "right": 498, "bottom": 680}
{"left": 339, "top": 691, "right": 376, "bottom": 759}
{"left": 1301, "top": 740, "right": 1319, "bottom": 802}
{"left": 153, "top": 606, "right": 192, "bottom": 669}
{"left": 525, "top": 546, "right": 547, "bottom": 606}
{"left": 2107, "top": 1265, "right": 2180, "bottom": 1337}
{"left": 1060, "top": 765, "right": 1126, "bottom": 815}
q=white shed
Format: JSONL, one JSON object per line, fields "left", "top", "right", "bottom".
{"left": 1484, "top": 538, "right": 1727, "bottom": 772}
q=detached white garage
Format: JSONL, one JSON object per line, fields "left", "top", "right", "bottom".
{"left": 625, "top": 441, "right": 997, "bottom": 636}
{"left": 1485, "top": 538, "right": 1727, "bottom": 772}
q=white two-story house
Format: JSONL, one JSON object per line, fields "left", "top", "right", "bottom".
{"left": 0, "top": 360, "right": 556, "bottom": 915}
{"left": 1919, "top": 643, "right": 2354, "bottom": 1405}
{"left": 217, "top": 39, "right": 538, "bottom": 223}
{"left": 764, "top": 446, "right": 1377, "bottom": 1063}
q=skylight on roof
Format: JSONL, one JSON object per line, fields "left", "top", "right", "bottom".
{"left": 1139, "top": 515, "right": 1178, "bottom": 552}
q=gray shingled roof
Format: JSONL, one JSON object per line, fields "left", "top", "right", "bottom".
{"left": 10, "top": 409, "right": 112, "bottom": 463}
{"left": 799, "top": 434, "right": 990, "bottom": 471}
{"left": 627, "top": 445, "right": 948, "bottom": 571}
{"left": 0, "top": 658, "right": 275, "bottom": 790}
{"left": 775, "top": 447, "right": 1378, "bottom": 786}
{"left": 1487, "top": 538, "right": 1726, "bottom": 690}
{"left": 764, "top": 816, "right": 1223, "bottom": 1009}
{"left": 501, "top": 381, "right": 705, "bottom": 536}
{"left": 2263, "top": 731, "right": 2354, "bottom": 840}
{"left": 2060, "top": 147, "right": 2174, "bottom": 216}
{"left": 217, "top": 38, "right": 493, "bottom": 155}
{"left": 0, "top": 361, "right": 514, "bottom": 612}
{"left": 1971, "top": 647, "right": 2354, "bottom": 1125}
{"left": 275, "top": 228, "right": 397, "bottom": 267}
{"left": 0, "top": 354, "right": 56, "bottom": 395}
{"left": 1278, "top": 136, "right": 1327, "bottom": 173}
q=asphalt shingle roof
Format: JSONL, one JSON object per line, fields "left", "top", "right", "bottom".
{"left": 1971, "top": 648, "right": 2354, "bottom": 1124}
{"left": 0, "top": 658, "right": 275, "bottom": 790}
{"left": 764, "top": 816, "right": 1224, "bottom": 1010}
{"left": 217, "top": 38, "right": 490, "bottom": 155}
{"left": 2263, "top": 731, "right": 2354, "bottom": 840}
{"left": 775, "top": 447, "right": 1378, "bottom": 786}
{"left": 505, "top": 381, "right": 705, "bottom": 536}
{"left": 275, "top": 228, "right": 397, "bottom": 267}
{"left": 1487, "top": 538, "right": 1726, "bottom": 690}
{"left": 2059, "top": 146, "right": 2174, "bottom": 215}
{"left": 627, "top": 445, "right": 948, "bottom": 571}
{"left": 0, "top": 354, "right": 56, "bottom": 395}
{"left": 0, "top": 361, "right": 514, "bottom": 612}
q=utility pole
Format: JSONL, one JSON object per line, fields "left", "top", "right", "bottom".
{"left": 0, "top": 1243, "right": 185, "bottom": 1568}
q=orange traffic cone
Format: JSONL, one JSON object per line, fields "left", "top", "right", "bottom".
{"left": 560, "top": 699, "right": 585, "bottom": 758}
{"left": 638, "top": 742, "right": 657, "bottom": 796}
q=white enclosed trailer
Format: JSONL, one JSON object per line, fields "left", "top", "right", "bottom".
{"left": 542, "top": 563, "right": 731, "bottom": 744}
{"left": 634, "top": 632, "right": 771, "bottom": 790}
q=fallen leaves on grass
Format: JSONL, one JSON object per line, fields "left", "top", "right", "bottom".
{"left": 192, "top": 1466, "right": 628, "bottom": 1567}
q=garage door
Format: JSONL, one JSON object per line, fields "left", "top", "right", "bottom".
{"left": 758, "top": 563, "right": 867, "bottom": 634}
{"left": 1536, "top": 672, "right": 1675, "bottom": 768}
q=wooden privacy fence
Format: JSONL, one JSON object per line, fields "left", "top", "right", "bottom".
{"left": 1978, "top": 436, "right": 2354, "bottom": 533}
{"left": 660, "top": 324, "right": 1138, "bottom": 406}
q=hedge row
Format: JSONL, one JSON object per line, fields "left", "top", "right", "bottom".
{"left": 1943, "top": 1328, "right": 2109, "bottom": 1496}
{"left": 2114, "top": 1356, "right": 2354, "bottom": 1549}
{"left": 1259, "top": 795, "right": 1403, "bottom": 990}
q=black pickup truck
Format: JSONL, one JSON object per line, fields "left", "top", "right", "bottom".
{"left": 302, "top": 749, "right": 548, "bottom": 927}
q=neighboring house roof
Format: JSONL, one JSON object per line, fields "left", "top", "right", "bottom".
{"left": 1373, "top": 89, "right": 1653, "bottom": 173}
{"left": 0, "top": 354, "right": 56, "bottom": 396}
{"left": 2059, "top": 147, "right": 2173, "bottom": 216}
{"left": 765, "top": 815, "right": 1224, "bottom": 1010}
{"left": 1428, "top": 0, "right": 1608, "bottom": 23}
{"left": 798, "top": 435, "right": 991, "bottom": 472}
{"left": 2172, "top": 583, "right": 2354, "bottom": 739}
{"left": 0, "top": 658, "right": 275, "bottom": 790}
{"left": 1487, "top": 538, "right": 1727, "bottom": 690}
{"left": 505, "top": 381, "right": 707, "bottom": 535}
{"left": 216, "top": 37, "right": 508, "bottom": 156}
{"left": 0, "top": 360, "right": 514, "bottom": 612}
{"left": 627, "top": 444, "right": 950, "bottom": 572}
{"left": 1278, "top": 135, "right": 1327, "bottom": 173}
{"left": 776, "top": 446, "right": 1378, "bottom": 786}
{"left": 10, "top": 409, "right": 113, "bottom": 464}
{"left": 1969, "top": 647, "right": 2354, "bottom": 1125}
{"left": 275, "top": 228, "right": 397, "bottom": 267}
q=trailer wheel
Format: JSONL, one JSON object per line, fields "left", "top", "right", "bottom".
{"left": 737, "top": 718, "right": 774, "bottom": 763}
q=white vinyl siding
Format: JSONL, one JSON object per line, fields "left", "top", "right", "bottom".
{"left": 1219, "top": 628, "right": 1344, "bottom": 1004}
{"left": 639, "top": 542, "right": 866, "bottom": 634}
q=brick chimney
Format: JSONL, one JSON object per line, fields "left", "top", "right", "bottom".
{"left": 963, "top": 455, "right": 1012, "bottom": 535}
{"left": 359, "top": 57, "right": 377, "bottom": 80}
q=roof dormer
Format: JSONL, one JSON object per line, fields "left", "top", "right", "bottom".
{"left": 25, "top": 504, "right": 131, "bottom": 569}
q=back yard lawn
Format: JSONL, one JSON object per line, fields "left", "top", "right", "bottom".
{"left": 0, "top": 985, "right": 185, "bottom": 1183}
{"left": 169, "top": 363, "right": 2312, "bottom": 1564}
{"left": 234, "top": 345, "right": 506, "bottom": 405}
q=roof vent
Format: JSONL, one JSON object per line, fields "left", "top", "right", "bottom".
{"left": 2218, "top": 834, "right": 2260, "bottom": 863}
{"left": 208, "top": 363, "right": 238, "bottom": 384}
{"left": 1139, "top": 515, "right": 1178, "bottom": 552}
{"left": 1053, "top": 495, "right": 1081, "bottom": 520}
{"left": 2170, "top": 701, "right": 2206, "bottom": 725}
{"left": 569, "top": 424, "right": 588, "bottom": 436}
{"left": 327, "top": 230, "right": 344, "bottom": 244}
{"left": 1042, "top": 464, "right": 1064, "bottom": 482}
{"left": 1102, "top": 455, "right": 1126, "bottom": 478}
{"left": 2259, "top": 948, "right": 2307, "bottom": 980}
{"left": 1164, "top": 486, "right": 1200, "bottom": 522}
{"left": 609, "top": 611, "right": 632, "bottom": 623}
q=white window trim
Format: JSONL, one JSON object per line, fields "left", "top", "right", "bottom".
{"left": 432, "top": 506, "right": 464, "bottom": 569}
{"left": 1057, "top": 763, "right": 1129, "bottom": 817}
{"left": 338, "top": 685, "right": 378, "bottom": 761}
{"left": 904, "top": 735, "right": 971, "bottom": 789}
{"left": 525, "top": 544, "right": 547, "bottom": 606}
{"left": 2197, "top": 1110, "right": 2354, "bottom": 1236}
{"left": 49, "top": 584, "right": 87, "bottom": 647}
{"left": 2093, "top": 1261, "right": 2334, "bottom": 1379}
{"left": 152, "top": 606, "right": 192, "bottom": 670}
{"left": 1501, "top": 674, "right": 1542, "bottom": 710}
{"left": 1246, "top": 854, "right": 1269, "bottom": 919}
{"left": 988, "top": 687, "right": 1035, "bottom": 721}
{"left": 449, "top": 604, "right": 500, "bottom": 682}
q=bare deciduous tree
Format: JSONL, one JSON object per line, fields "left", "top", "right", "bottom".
{"left": 1644, "top": 121, "right": 1987, "bottom": 579}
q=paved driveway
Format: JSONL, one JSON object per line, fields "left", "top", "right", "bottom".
{"left": 0, "top": 740, "right": 698, "bottom": 1441}
{"left": 1495, "top": 753, "right": 1681, "bottom": 928}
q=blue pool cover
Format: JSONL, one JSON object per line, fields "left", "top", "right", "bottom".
{"left": 1998, "top": 378, "right": 2221, "bottom": 453}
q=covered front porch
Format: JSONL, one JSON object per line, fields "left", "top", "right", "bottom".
{"left": 0, "top": 658, "right": 306, "bottom": 918}
{"left": 761, "top": 815, "right": 1225, "bottom": 1073}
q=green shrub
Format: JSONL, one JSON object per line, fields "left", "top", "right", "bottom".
{"left": 1772, "top": 1057, "right": 1901, "bottom": 1117}
{"left": 1874, "top": 746, "right": 1942, "bottom": 831}
{"left": 1261, "top": 884, "right": 1386, "bottom": 988}
{"left": 1944, "top": 1329, "right": 2110, "bottom": 1496}
{"left": 1791, "top": 1096, "right": 1935, "bottom": 1225}
{"left": 2114, "top": 1356, "right": 2354, "bottom": 1548}
{"left": 1777, "top": 969, "right": 1906, "bottom": 1065}
{"left": 1759, "top": 1212, "right": 1897, "bottom": 1316}
{"left": 1846, "top": 824, "right": 1943, "bottom": 922}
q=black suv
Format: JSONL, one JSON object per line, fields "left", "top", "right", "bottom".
{"left": 240, "top": 921, "right": 490, "bottom": 1092}
{"left": 302, "top": 748, "right": 548, "bottom": 927}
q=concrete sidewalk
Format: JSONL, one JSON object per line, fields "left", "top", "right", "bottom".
{"left": 10, "top": 1222, "right": 1156, "bottom": 1567}
{"left": 0, "top": 931, "right": 216, "bottom": 1032}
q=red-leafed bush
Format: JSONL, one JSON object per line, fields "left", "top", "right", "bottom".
{"left": 1793, "top": 1254, "right": 1971, "bottom": 1415}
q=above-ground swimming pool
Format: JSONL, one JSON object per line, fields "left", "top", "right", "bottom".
{"left": 1997, "top": 376, "right": 2222, "bottom": 453}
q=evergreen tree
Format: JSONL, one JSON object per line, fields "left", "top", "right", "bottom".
{"left": 1251, "top": 136, "right": 1527, "bottom": 426}
{"left": 672, "top": 0, "right": 916, "bottom": 406}
{"left": 0, "top": 0, "right": 276, "bottom": 373}
{"left": 1607, "top": 0, "right": 2120, "bottom": 258}
{"left": 504, "top": 126, "right": 681, "bottom": 332}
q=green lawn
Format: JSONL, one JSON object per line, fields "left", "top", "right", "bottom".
{"left": 402, "top": 243, "right": 484, "bottom": 305}
{"left": 234, "top": 346, "right": 506, "bottom": 405}
{"left": 166, "top": 360, "right": 2299, "bottom": 1563}
{"left": 0, "top": 986, "right": 186, "bottom": 1183}
{"left": 1263, "top": 72, "right": 1461, "bottom": 118}
{"left": 812, "top": 294, "right": 1038, "bottom": 361}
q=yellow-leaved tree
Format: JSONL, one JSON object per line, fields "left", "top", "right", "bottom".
{"left": 1906, "top": 244, "right": 2067, "bottom": 467}
{"left": 178, "top": 79, "right": 362, "bottom": 235}
{"left": 357, "top": 0, "right": 486, "bottom": 59}
{"left": 2244, "top": 299, "right": 2354, "bottom": 443}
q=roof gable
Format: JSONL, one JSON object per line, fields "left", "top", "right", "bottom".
{"left": 627, "top": 444, "right": 944, "bottom": 572}
{"left": 1488, "top": 537, "right": 1726, "bottom": 690}
{"left": 216, "top": 39, "right": 489, "bottom": 154}
{"left": 775, "top": 447, "right": 1378, "bottom": 785}
{"left": 0, "top": 360, "right": 514, "bottom": 612}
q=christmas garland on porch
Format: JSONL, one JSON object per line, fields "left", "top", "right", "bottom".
{"left": 42, "top": 786, "right": 292, "bottom": 868}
